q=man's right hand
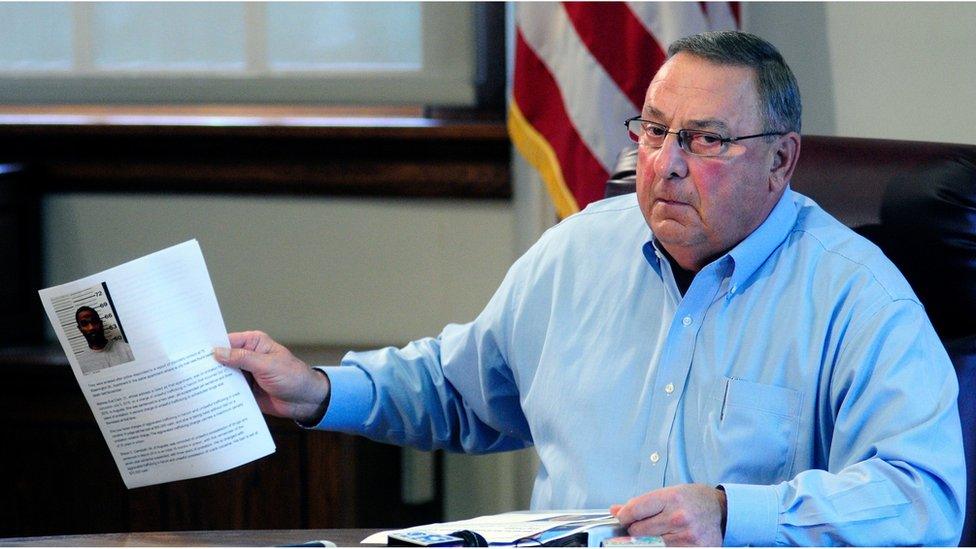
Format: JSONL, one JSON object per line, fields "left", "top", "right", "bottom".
{"left": 214, "top": 330, "right": 331, "bottom": 424}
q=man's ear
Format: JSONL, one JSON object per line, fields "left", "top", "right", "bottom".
{"left": 768, "top": 132, "right": 801, "bottom": 193}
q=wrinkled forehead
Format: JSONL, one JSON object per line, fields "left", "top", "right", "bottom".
{"left": 643, "top": 53, "right": 761, "bottom": 124}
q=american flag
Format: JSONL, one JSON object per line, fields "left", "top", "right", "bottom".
{"left": 509, "top": 2, "right": 740, "bottom": 219}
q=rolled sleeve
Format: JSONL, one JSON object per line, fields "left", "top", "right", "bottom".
{"left": 311, "top": 365, "right": 374, "bottom": 432}
{"left": 720, "top": 482, "right": 780, "bottom": 546}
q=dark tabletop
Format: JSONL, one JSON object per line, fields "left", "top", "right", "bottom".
{"left": 0, "top": 529, "right": 384, "bottom": 547}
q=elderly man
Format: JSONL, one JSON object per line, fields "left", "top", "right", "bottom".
{"left": 214, "top": 31, "right": 964, "bottom": 545}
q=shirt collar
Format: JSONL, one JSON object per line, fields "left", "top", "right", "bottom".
{"left": 725, "top": 187, "right": 799, "bottom": 289}
{"left": 641, "top": 188, "right": 799, "bottom": 289}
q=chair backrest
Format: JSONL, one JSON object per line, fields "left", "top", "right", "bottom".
{"left": 949, "top": 336, "right": 976, "bottom": 546}
{"left": 605, "top": 136, "right": 976, "bottom": 545}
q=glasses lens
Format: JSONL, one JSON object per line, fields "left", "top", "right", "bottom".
{"left": 626, "top": 119, "right": 642, "bottom": 143}
{"left": 682, "top": 130, "right": 726, "bottom": 156}
{"left": 628, "top": 120, "right": 668, "bottom": 147}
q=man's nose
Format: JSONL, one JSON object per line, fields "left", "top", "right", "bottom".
{"left": 652, "top": 132, "right": 689, "bottom": 180}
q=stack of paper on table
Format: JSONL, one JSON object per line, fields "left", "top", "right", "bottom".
{"left": 364, "top": 510, "right": 628, "bottom": 546}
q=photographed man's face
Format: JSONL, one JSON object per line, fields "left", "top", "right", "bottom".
{"left": 636, "top": 52, "right": 785, "bottom": 271}
{"left": 76, "top": 309, "right": 107, "bottom": 350}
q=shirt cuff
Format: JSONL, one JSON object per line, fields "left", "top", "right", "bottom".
{"left": 305, "top": 365, "right": 374, "bottom": 432}
{"left": 719, "top": 482, "right": 780, "bottom": 546}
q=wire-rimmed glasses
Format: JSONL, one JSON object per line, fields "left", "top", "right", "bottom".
{"left": 624, "top": 116, "right": 783, "bottom": 157}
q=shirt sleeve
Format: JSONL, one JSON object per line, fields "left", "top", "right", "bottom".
{"left": 721, "top": 299, "right": 966, "bottom": 546}
{"left": 307, "top": 247, "right": 538, "bottom": 455}
{"left": 313, "top": 365, "right": 373, "bottom": 431}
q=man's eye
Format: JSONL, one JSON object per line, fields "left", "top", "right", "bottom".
{"left": 645, "top": 124, "right": 667, "bottom": 137}
{"left": 691, "top": 132, "right": 721, "bottom": 145}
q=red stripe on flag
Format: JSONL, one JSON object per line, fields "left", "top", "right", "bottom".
{"left": 730, "top": 2, "right": 741, "bottom": 27}
{"left": 513, "top": 29, "right": 609, "bottom": 210}
{"left": 562, "top": 2, "right": 664, "bottom": 113}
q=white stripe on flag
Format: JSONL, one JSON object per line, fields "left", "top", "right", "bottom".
{"left": 518, "top": 3, "right": 637, "bottom": 174}
{"left": 702, "top": 2, "right": 739, "bottom": 31}
{"left": 626, "top": 2, "right": 711, "bottom": 52}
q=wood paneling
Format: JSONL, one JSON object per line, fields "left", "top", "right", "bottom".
{"left": 0, "top": 527, "right": 381, "bottom": 546}
{"left": 0, "top": 107, "right": 511, "bottom": 199}
{"left": 0, "top": 348, "right": 440, "bottom": 537}
{"left": 0, "top": 165, "right": 43, "bottom": 345}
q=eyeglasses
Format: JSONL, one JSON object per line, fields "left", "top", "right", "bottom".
{"left": 624, "top": 116, "right": 783, "bottom": 157}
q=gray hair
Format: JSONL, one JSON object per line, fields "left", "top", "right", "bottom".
{"left": 667, "top": 31, "right": 801, "bottom": 135}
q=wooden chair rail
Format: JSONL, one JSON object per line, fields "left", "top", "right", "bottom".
{"left": 0, "top": 106, "right": 511, "bottom": 199}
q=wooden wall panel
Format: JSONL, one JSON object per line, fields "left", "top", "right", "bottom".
{"left": 0, "top": 350, "right": 432, "bottom": 537}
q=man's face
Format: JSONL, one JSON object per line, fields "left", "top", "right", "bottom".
{"left": 77, "top": 309, "right": 103, "bottom": 336}
{"left": 636, "top": 53, "right": 788, "bottom": 271}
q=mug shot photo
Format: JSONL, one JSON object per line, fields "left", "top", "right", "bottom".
{"left": 74, "top": 304, "right": 134, "bottom": 374}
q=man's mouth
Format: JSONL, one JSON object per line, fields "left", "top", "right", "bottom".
{"left": 653, "top": 197, "right": 689, "bottom": 207}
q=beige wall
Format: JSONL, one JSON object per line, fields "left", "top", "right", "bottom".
{"left": 44, "top": 194, "right": 516, "bottom": 345}
{"left": 821, "top": 2, "right": 975, "bottom": 144}
{"left": 745, "top": 2, "right": 976, "bottom": 144}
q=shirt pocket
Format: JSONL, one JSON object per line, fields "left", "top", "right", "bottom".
{"left": 695, "top": 377, "right": 802, "bottom": 485}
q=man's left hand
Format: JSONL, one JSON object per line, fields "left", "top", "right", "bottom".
{"left": 610, "top": 484, "right": 726, "bottom": 546}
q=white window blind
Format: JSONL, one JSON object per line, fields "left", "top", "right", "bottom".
{"left": 0, "top": 2, "right": 476, "bottom": 105}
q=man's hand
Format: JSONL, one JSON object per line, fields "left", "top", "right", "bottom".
{"left": 610, "top": 484, "right": 727, "bottom": 547}
{"left": 213, "top": 330, "right": 331, "bottom": 424}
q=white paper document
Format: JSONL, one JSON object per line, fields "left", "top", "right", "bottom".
{"left": 363, "top": 510, "right": 624, "bottom": 546}
{"left": 38, "top": 239, "right": 275, "bottom": 489}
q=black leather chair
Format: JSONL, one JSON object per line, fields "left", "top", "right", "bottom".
{"left": 605, "top": 136, "right": 976, "bottom": 545}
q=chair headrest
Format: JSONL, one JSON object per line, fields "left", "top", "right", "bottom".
{"left": 877, "top": 157, "right": 976, "bottom": 341}
{"left": 605, "top": 146, "right": 638, "bottom": 198}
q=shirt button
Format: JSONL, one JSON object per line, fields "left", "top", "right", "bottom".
{"left": 649, "top": 452, "right": 660, "bottom": 463}
{"left": 664, "top": 383, "right": 675, "bottom": 394}
{"left": 682, "top": 316, "right": 692, "bottom": 326}
{"left": 729, "top": 284, "right": 737, "bottom": 294}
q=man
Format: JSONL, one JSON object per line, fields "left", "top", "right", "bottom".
{"left": 75, "top": 305, "right": 134, "bottom": 373}
{"left": 214, "top": 31, "right": 964, "bottom": 545}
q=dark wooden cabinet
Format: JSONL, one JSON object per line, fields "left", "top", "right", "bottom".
{"left": 0, "top": 164, "right": 44, "bottom": 347}
{"left": 0, "top": 346, "right": 442, "bottom": 537}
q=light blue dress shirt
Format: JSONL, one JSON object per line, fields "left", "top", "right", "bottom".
{"left": 314, "top": 189, "right": 965, "bottom": 546}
